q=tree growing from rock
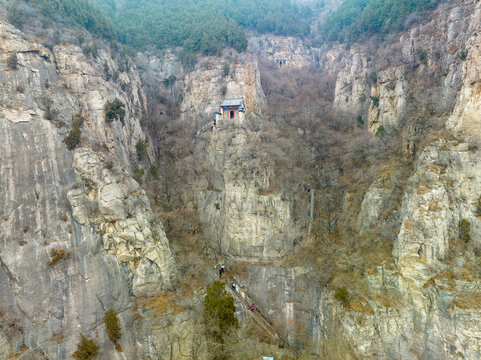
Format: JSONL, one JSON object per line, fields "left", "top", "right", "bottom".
{"left": 104, "top": 309, "right": 122, "bottom": 352}
{"left": 223, "top": 62, "right": 230, "bottom": 77}
{"left": 63, "top": 127, "right": 82, "bottom": 150}
{"left": 136, "top": 139, "right": 148, "bottom": 161}
{"left": 63, "top": 113, "right": 85, "bottom": 150}
{"left": 459, "top": 219, "right": 471, "bottom": 243}
{"left": 72, "top": 334, "right": 99, "bottom": 360}
{"left": 334, "top": 287, "right": 350, "bottom": 307}
{"left": 104, "top": 98, "right": 126, "bottom": 123}
{"left": 203, "top": 280, "right": 238, "bottom": 342}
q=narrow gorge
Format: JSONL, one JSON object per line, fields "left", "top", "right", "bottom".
{"left": 1, "top": 0, "right": 481, "bottom": 359}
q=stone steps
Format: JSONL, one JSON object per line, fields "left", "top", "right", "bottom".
{"left": 222, "top": 276, "right": 281, "bottom": 342}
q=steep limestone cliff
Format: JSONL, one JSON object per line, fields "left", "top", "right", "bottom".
{"left": 0, "top": 20, "right": 175, "bottom": 359}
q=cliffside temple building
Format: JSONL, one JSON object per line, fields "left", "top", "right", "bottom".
{"left": 215, "top": 97, "right": 245, "bottom": 123}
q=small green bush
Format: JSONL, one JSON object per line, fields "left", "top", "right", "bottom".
{"left": 222, "top": 62, "right": 230, "bottom": 77}
{"left": 7, "top": 53, "right": 18, "bottom": 70}
{"left": 179, "top": 49, "right": 197, "bottom": 70}
{"left": 104, "top": 309, "right": 122, "bottom": 348}
{"left": 72, "top": 334, "right": 99, "bottom": 360}
{"left": 103, "top": 61, "right": 111, "bottom": 80}
{"left": 47, "top": 248, "right": 71, "bottom": 266}
{"left": 415, "top": 48, "right": 428, "bottom": 66}
{"left": 459, "top": 219, "right": 471, "bottom": 243}
{"left": 356, "top": 115, "right": 364, "bottom": 128}
{"left": 334, "top": 287, "right": 349, "bottom": 307}
{"left": 133, "top": 168, "right": 144, "bottom": 185}
{"left": 140, "top": 113, "right": 152, "bottom": 128}
{"left": 76, "top": 30, "right": 85, "bottom": 45}
{"left": 136, "top": 139, "right": 148, "bottom": 161}
{"left": 63, "top": 113, "right": 85, "bottom": 150}
{"left": 370, "top": 95, "right": 380, "bottom": 107}
{"left": 82, "top": 41, "right": 99, "bottom": 58}
{"left": 163, "top": 75, "right": 177, "bottom": 89}
{"left": 104, "top": 98, "right": 126, "bottom": 124}
{"left": 41, "top": 96, "right": 58, "bottom": 121}
{"left": 150, "top": 165, "right": 159, "bottom": 179}
{"left": 386, "top": 78, "right": 396, "bottom": 91}
{"left": 457, "top": 49, "right": 468, "bottom": 61}
{"left": 71, "top": 113, "right": 85, "bottom": 129}
{"left": 375, "top": 125, "right": 385, "bottom": 137}
{"left": 63, "top": 127, "right": 82, "bottom": 150}
{"left": 365, "top": 71, "right": 377, "bottom": 85}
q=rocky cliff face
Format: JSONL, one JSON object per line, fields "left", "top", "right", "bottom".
{"left": 0, "top": 20, "right": 175, "bottom": 359}
{"left": 2, "top": 0, "right": 481, "bottom": 359}
{"left": 319, "top": 2, "right": 481, "bottom": 358}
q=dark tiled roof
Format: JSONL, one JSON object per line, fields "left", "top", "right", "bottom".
{"left": 221, "top": 98, "right": 244, "bottom": 107}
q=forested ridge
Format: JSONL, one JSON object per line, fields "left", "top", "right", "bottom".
{"left": 11, "top": 0, "right": 449, "bottom": 53}
{"left": 14, "top": 0, "right": 311, "bottom": 55}
{"left": 323, "top": 0, "right": 448, "bottom": 42}
{"left": 92, "top": 0, "right": 312, "bottom": 54}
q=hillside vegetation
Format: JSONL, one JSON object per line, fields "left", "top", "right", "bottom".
{"left": 20, "top": 0, "right": 115, "bottom": 39}
{"left": 92, "top": 0, "right": 311, "bottom": 54}
{"left": 13, "top": 0, "right": 311, "bottom": 55}
{"left": 322, "top": 0, "right": 447, "bottom": 42}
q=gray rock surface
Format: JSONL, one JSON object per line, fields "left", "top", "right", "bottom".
{"left": 0, "top": 20, "right": 175, "bottom": 359}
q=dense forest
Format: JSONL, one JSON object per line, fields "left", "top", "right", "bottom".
{"left": 17, "top": 0, "right": 310, "bottom": 56}
{"left": 322, "top": 0, "right": 447, "bottom": 42}
{"left": 12, "top": 0, "right": 448, "bottom": 53}
{"left": 91, "top": 0, "right": 312, "bottom": 54}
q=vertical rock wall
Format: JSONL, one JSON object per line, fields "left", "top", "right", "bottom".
{"left": 0, "top": 21, "right": 175, "bottom": 359}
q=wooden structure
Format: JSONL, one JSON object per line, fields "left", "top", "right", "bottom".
{"left": 216, "top": 97, "right": 245, "bottom": 122}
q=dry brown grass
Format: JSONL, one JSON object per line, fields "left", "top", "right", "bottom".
{"left": 46, "top": 248, "right": 71, "bottom": 267}
{"left": 50, "top": 334, "right": 64, "bottom": 344}
{"left": 403, "top": 219, "right": 416, "bottom": 230}
{"left": 350, "top": 297, "right": 374, "bottom": 315}
{"left": 416, "top": 183, "right": 431, "bottom": 195}
{"left": 369, "top": 293, "right": 397, "bottom": 308}
{"left": 428, "top": 202, "right": 444, "bottom": 212}
{"left": 422, "top": 278, "right": 435, "bottom": 288}
{"left": 449, "top": 292, "right": 481, "bottom": 310}
{"left": 7, "top": 345, "right": 28, "bottom": 360}
{"left": 258, "top": 188, "right": 281, "bottom": 196}
{"left": 424, "top": 270, "right": 456, "bottom": 291}
{"left": 136, "top": 292, "right": 186, "bottom": 318}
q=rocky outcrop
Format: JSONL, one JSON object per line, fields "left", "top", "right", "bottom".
{"left": 181, "top": 52, "right": 267, "bottom": 122}
{"left": 0, "top": 21, "right": 175, "bottom": 359}
{"left": 197, "top": 125, "right": 303, "bottom": 259}
{"left": 249, "top": 36, "right": 318, "bottom": 68}
{"left": 316, "top": 2, "right": 481, "bottom": 358}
